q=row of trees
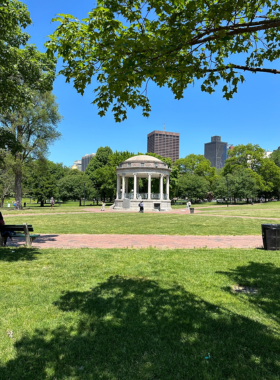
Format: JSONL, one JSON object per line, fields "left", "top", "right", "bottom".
{"left": 176, "top": 145, "right": 280, "bottom": 202}
{"left": 2, "top": 142, "right": 280, "bottom": 206}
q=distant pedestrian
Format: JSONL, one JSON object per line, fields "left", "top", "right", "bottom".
{"left": 187, "top": 200, "right": 191, "bottom": 211}
{"left": 100, "top": 202, "right": 106, "bottom": 211}
{"left": 50, "top": 197, "right": 55, "bottom": 209}
{"left": 139, "top": 201, "right": 144, "bottom": 213}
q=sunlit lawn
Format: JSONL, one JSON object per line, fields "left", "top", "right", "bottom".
{"left": 198, "top": 208, "right": 280, "bottom": 218}
{"left": 0, "top": 247, "right": 280, "bottom": 379}
{"left": 1, "top": 198, "right": 105, "bottom": 215}
{"left": 171, "top": 201, "right": 280, "bottom": 209}
{"left": 2, "top": 212, "right": 277, "bottom": 235}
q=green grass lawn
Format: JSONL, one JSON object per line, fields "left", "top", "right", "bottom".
{"left": 2, "top": 212, "right": 275, "bottom": 235}
{"left": 198, "top": 209, "right": 280, "bottom": 218}
{"left": 0, "top": 247, "right": 280, "bottom": 379}
{"left": 172, "top": 202, "right": 280, "bottom": 210}
{"left": 1, "top": 198, "right": 105, "bottom": 215}
{"left": 194, "top": 202, "right": 280, "bottom": 209}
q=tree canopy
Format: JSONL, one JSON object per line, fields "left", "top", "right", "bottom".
{"left": 0, "top": 91, "right": 62, "bottom": 207}
{"left": 175, "top": 154, "right": 215, "bottom": 181}
{"left": 47, "top": 0, "right": 280, "bottom": 121}
{"left": 177, "top": 173, "right": 209, "bottom": 200}
{"left": 270, "top": 148, "right": 280, "bottom": 168}
{"left": 223, "top": 144, "right": 265, "bottom": 173}
{"left": 0, "top": 0, "right": 56, "bottom": 114}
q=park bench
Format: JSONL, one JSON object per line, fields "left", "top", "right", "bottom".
{"left": 0, "top": 224, "right": 40, "bottom": 247}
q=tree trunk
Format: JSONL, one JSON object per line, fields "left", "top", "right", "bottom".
{"left": 0, "top": 196, "right": 4, "bottom": 208}
{"left": 15, "top": 170, "right": 22, "bottom": 209}
{"left": 40, "top": 200, "right": 44, "bottom": 207}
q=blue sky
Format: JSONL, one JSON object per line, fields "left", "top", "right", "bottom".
{"left": 24, "top": 0, "right": 280, "bottom": 166}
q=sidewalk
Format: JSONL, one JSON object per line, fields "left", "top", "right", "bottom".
{"left": 5, "top": 234, "right": 263, "bottom": 249}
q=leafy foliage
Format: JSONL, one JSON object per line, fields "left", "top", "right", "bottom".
{"left": 86, "top": 146, "right": 113, "bottom": 173}
{"left": 257, "top": 158, "right": 280, "bottom": 197}
{"left": 0, "top": 129, "right": 22, "bottom": 160}
{"left": 0, "top": 0, "right": 56, "bottom": 113}
{"left": 26, "top": 159, "right": 58, "bottom": 205}
{"left": 270, "top": 148, "right": 280, "bottom": 168}
{"left": 47, "top": 0, "right": 280, "bottom": 121}
{"left": 175, "top": 154, "right": 215, "bottom": 183}
{"left": 223, "top": 144, "right": 265, "bottom": 173}
{"left": 57, "top": 170, "right": 93, "bottom": 201}
{"left": 0, "top": 91, "right": 62, "bottom": 207}
{"left": 86, "top": 149, "right": 134, "bottom": 200}
{"left": 213, "top": 168, "right": 259, "bottom": 200}
{"left": 177, "top": 173, "right": 209, "bottom": 200}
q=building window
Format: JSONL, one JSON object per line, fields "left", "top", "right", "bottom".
{"left": 154, "top": 163, "right": 158, "bottom": 168}
{"left": 141, "top": 163, "right": 144, "bottom": 167}
{"left": 119, "top": 164, "right": 122, "bottom": 168}
{"left": 128, "top": 163, "right": 131, "bottom": 167}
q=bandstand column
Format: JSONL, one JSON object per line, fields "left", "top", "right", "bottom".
{"left": 122, "top": 174, "right": 125, "bottom": 199}
{"left": 160, "top": 174, "right": 164, "bottom": 200}
{"left": 133, "top": 173, "right": 137, "bottom": 199}
{"left": 166, "top": 175, "right": 170, "bottom": 200}
{"left": 148, "top": 173, "right": 152, "bottom": 200}
{"left": 125, "top": 178, "right": 129, "bottom": 193}
{"left": 116, "top": 174, "right": 120, "bottom": 199}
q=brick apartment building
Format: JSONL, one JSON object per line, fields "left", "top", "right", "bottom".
{"left": 147, "top": 130, "right": 180, "bottom": 162}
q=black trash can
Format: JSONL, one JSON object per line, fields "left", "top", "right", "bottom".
{"left": 24, "top": 202, "right": 26, "bottom": 207}
{"left": 262, "top": 224, "right": 280, "bottom": 250}
{"left": 190, "top": 208, "right": 194, "bottom": 214}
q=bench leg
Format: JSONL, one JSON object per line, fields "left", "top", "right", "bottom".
{"left": 23, "top": 223, "right": 32, "bottom": 247}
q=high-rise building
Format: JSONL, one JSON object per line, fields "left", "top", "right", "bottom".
{"left": 147, "top": 130, "right": 180, "bottom": 162}
{"left": 204, "top": 136, "right": 228, "bottom": 168}
{"left": 82, "top": 153, "right": 96, "bottom": 172}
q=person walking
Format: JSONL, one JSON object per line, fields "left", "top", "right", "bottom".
{"left": 139, "top": 201, "right": 144, "bottom": 213}
{"left": 100, "top": 202, "right": 106, "bottom": 211}
{"left": 50, "top": 197, "right": 55, "bottom": 209}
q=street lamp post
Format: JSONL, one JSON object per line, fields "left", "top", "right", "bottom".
{"left": 226, "top": 176, "right": 229, "bottom": 207}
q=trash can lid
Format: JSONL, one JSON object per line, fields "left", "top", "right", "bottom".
{"left": 261, "top": 224, "right": 280, "bottom": 229}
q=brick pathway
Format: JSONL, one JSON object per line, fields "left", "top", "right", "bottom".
{"left": 6, "top": 234, "right": 263, "bottom": 249}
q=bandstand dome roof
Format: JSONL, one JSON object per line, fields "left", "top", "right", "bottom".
{"left": 124, "top": 155, "right": 163, "bottom": 163}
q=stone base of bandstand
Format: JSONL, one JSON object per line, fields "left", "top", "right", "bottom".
{"left": 114, "top": 199, "right": 172, "bottom": 211}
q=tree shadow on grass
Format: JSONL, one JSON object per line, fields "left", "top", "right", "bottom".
{"left": 217, "top": 261, "right": 280, "bottom": 323}
{"left": 0, "top": 247, "right": 42, "bottom": 262}
{"left": 1, "top": 276, "right": 280, "bottom": 380}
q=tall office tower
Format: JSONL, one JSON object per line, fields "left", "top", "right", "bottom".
{"left": 204, "top": 136, "right": 228, "bottom": 168}
{"left": 82, "top": 153, "right": 96, "bottom": 172}
{"left": 147, "top": 130, "right": 180, "bottom": 162}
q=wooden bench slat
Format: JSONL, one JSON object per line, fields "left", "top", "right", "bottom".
{"left": 1, "top": 226, "right": 34, "bottom": 232}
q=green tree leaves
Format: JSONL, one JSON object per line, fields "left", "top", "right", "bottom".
{"left": 46, "top": 0, "right": 280, "bottom": 121}
{"left": 0, "top": 1, "right": 56, "bottom": 114}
